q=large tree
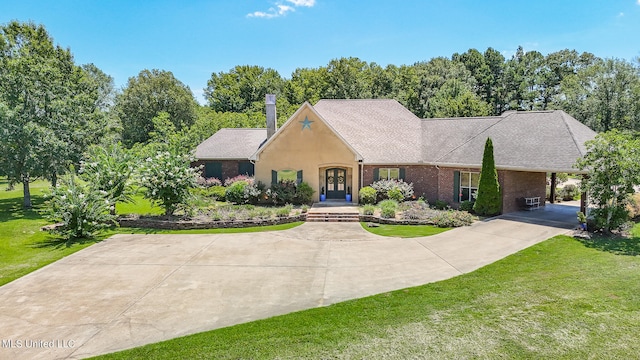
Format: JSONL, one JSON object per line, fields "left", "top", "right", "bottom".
{"left": 115, "top": 69, "right": 198, "bottom": 146}
{"left": 576, "top": 130, "right": 640, "bottom": 232}
{"left": 0, "top": 21, "right": 109, "bottom": 208}
{"left": 204, "top": 65, "right": 284, "bottom": 114}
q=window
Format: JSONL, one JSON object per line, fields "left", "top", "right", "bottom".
{"left": 460, "top": 172, "right": 480, "bottom": 201}
{"left": 377, "top": 168, "right": 400, "bottom": 180}
{"left": 271, "top": 170, "right": 303, "bottom": 184}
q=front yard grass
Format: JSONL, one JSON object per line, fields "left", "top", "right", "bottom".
{"left": 360, "top": 223, "right": 451, "bottom": 237}
{"left": 94, "top": 228, "right": 640, "bottom": 359}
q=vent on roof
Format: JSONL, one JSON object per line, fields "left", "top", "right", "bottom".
{"left": 266, "top": 94, "right": 277, "bottom": 139}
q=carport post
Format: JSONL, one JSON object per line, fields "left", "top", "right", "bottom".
{"left": 550, "top": 173, "right": 556, "bottom": 204}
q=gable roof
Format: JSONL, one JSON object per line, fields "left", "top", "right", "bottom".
{"left": 195, "top": 128, "right": 267, "bottom": 160}
{"left": 250, "top": 102, "right": 362, "bottom": 161}
{"left": 313, "top": 99, "right": 423, "bottom": 163}
{"left": 422, "top": 110, "right": 595, "bottom": 172}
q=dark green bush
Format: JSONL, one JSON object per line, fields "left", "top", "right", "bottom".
{"left": 270, "top": 180, "right": 298, "bottom": 205}
{"left": 459, "top": 200, "right": 474, "bottom": 212}
{"left": 359, "top": 186, "right": 377, "bottom": 204}
{"left": 295, "top": 182, "right": 314, "bottom": 204}
{"left": 434, "top": 200, "right": 449, "bottom": 210}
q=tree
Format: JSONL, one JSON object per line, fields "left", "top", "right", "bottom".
{"left": 0, "top": 21, "right": 109, "bottom": 208}
{"left": 473, "top": 138, "right": 502, "bottom": 216}
{"left": 115, "top": 69, "right": 198, "bottom": 146}
{"left": 429, "top": 79, "right": 491, "bottom": 118}
{"left": 204, "top": 65, "right": 284, "bottom": 113}
{"left": 575, "top": 130, "right": 640, "bottom": 232}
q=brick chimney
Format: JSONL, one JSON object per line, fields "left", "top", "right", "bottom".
{"left": 266, "top": 94, "right": 277, "bottom": 139}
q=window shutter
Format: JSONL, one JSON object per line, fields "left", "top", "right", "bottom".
{"left": 399, "top": 168, "right": 406, "bottom": 181}
{"left": 271, "top": 170, "right": 277, "bottom": 185}
{"left": 373, "top": 168, "right": 379, "bottom": 181}
{"left": 205, "top": 162, "right": 222, "bottom": 179}
{"left": 453, "top": 171, "right": 460, "bottom": 202}
{"left": 296, "top": 170, "right": 303, "bottom": 184}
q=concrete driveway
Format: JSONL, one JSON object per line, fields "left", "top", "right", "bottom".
{"left": 0, "top": 205, "right": 576, "bottom": 359}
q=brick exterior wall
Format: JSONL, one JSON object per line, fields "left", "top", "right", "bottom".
{"left": 499, "top": 170, "right": 546, "bottom": 213}
{"left": 362, "top": 165, "right": 439, "bottom": 203}
{"left": 362, "top": 164, "right": 546, "bottom": 214}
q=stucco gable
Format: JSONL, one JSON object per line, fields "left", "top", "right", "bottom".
{"left": 250, "top": 102, "right": 362, "bottom": 162}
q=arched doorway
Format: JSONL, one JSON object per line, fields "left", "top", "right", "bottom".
{"left": 325, "top": 168, "right": 346, "bottom": 199}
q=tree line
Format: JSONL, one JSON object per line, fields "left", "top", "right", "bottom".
{"left": 1, "top": 21, "right": 639, "bottom": 209}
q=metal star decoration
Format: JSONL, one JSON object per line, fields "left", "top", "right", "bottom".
{"left": 299, "top": 116, "right": 314, "bottom": 130}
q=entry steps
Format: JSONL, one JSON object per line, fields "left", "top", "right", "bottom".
{"left": 307, "top": 202, "right": 360, "bottom": 222}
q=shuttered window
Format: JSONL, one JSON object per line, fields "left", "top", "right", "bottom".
{"left": 204, "top": 162, "right": 222, "bottom": 179}
{"left": 374, "top": 167, "right": 404, "bottom": 181}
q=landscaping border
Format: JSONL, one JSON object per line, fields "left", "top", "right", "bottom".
{"left": 117, "top": 214, "right": 307, "bottom": 230}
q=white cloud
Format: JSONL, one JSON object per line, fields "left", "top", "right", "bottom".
{"left": 248, "top": 0, "right": 315, "bottom": 18}
{"left": 287, "top": 0, "right": 316, "bottom": 6}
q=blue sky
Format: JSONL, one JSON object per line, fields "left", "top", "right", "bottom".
{"left": 1, "top": 0, "right": 639, "bottom": 103}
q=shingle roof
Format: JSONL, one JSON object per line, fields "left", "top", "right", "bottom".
{"left": 194, "top": 101, "right": 597, "bottom": 173}
{"left": 195, "top": 128, "right": 266, "bottom": 160}
{"left": 423, "top": 110, "right": 596, "bottom": 172}
{"left": 313, "top": 99, "right": 423, "bottom": 163}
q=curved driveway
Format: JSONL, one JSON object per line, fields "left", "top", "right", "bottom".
{"left": 0, "top": 205, "right": 575, "bottom": 359}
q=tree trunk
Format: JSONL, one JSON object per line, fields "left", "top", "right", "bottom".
{"left": 23, "top": 178, "right": 32, "bottom": 209}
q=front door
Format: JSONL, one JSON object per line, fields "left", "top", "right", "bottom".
{"left": 326, "top": 168, "right": 346, "bottom": 199}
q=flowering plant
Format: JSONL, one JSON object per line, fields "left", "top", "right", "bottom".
{"left": 45, "top": 174, "right": 116, "bottom": 240}
{"left": 139, "top": 151, "right": 200, "bottom": 215}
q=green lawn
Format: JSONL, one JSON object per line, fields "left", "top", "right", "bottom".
{"left": 361, "top": 222, "right": 451, "bottom": 237}
{"left": 0, "top": 179, "right": 99, "bottom": 286}
{"left": 94, "top": 229, "right": 640, "bottom": 359}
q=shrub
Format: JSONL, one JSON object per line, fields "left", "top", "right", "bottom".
{"left": 225, "top": 181, "right": 248, "bottom": 204}
{"left": 270, "top": 180, "right": 298, "bottom": 205}
{"left": 380, "top": 207, "right": 396, "bottom": 219}
{"left": 473, "top": 137, "right": 502, "bottom": 216}
{"left": 224, "top": 175, "right": 254, "bottom": 187}
{"left": 301, "top": 204, "right": 310, "bottom": 213}
{"left": 359, "top": 186, "right": 377, "bottom": 204}
{"left": 139, "top": 151, "right": 199, "bottom": 215}
{"left": 276, "top": 204, "right": 293, "bottom": 218}
{"left": 371, "top": 179, "right": 414, "bottom": 202}
{"left": 197, "top": 176, "right": 222, "bottom": 188}
{"left": 387, "top": 187, "right": 404, "bottom": 202}
{"left": 295, "top": 182, "right": 315, "bottom": 204}
{"left": 434, "top": 200, "right": 449, "bottom": 210}
{"left": 459, "top": 200, "right": 474, "bottom": 212}
{"left": 362, "top": 204, "right": 376, "bottom": 215}
{"left": 559, "top": 184, "right": 580, "bottom": 201}
{"left": 430, "top": 210, "right": 476, "bottom": 228}
{"left": 379, "top": 199, "right": 398, "bottom": 219}
{"left": 45, "top": 174, "right": 116, "bottom": 240}
{"left": 210, "top": 185, "right": 226, "bottom": 201}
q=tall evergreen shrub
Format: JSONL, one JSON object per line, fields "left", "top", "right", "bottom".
{"left": 473, "top": 137, "right": 502, "bottom": 216}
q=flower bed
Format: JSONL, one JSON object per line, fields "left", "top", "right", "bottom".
{"left": 118, "top": 213, "right": 307, "bottom": 230}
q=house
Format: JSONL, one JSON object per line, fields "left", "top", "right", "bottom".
{"left": 194, "top": 96, "right": 597, "bottom": 213}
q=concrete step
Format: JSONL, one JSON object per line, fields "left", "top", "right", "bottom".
{"left": 306, "top": 213, "right": 360, "bottom": 222}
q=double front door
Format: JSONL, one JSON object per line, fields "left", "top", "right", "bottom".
{"left": 325, "top": 168, "right": 346, "bottom": 199}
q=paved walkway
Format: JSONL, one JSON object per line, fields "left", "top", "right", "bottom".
{"left": 0, "top": 204, "right": 577, "bottom": 359}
